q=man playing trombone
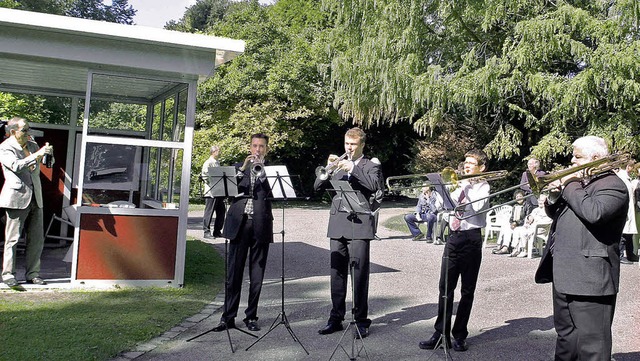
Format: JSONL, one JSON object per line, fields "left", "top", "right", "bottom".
{"left": 419, "top": 149, "right": 490, "bottom": 352}
{"left": 315, "top": 127, "right": 382, "bottom": 339}
{"left": 534, "top": 136, "right": 628, "bottom": 361}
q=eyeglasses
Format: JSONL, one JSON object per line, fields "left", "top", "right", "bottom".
{"left": 16, "top": 127, "right": 30, "bottom": 133}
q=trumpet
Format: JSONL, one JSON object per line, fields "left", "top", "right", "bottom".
{"left": 385, "top": 169, "right": 507, "bottom": 191}
{"left": 315, "top": 152, "right": 349, "bottom": 180}
{"left": 527, "top": 153, "right": 631, "bottom": 195}
{"left": 250, "top": 154, "right": 265, "bottom": 178}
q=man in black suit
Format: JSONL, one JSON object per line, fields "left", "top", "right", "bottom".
{"left": 213, "top": 133, "right": 273, "bottom": 333}
{"left": 315, "top": 127, "right": 382, "bottom": 339}
{"left": 535, "top": 135, "right": 628, "bottom": 361}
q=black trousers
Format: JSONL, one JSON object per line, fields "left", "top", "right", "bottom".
{"left": 221, "top": 218, "right": 270, "bottom": 322}
{"left": 552, "top": 287, "right": 616, "bottom": 361}
{"left": 434, "top": 228, "right": 482, "bottom": 340}
{"left": 620, "top": 234, "right": 637, "bottom": 260}
{"left": 329, "top": 238, "right": 371, "bottom": 327}
{"left": 203, "top": 196, "right": 225, "bottom": 234}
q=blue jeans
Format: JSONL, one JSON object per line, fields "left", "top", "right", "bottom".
{"left": 404, "top": 212, "right": 437, "bottom": 238}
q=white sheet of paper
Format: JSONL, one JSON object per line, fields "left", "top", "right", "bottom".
{"left": 265, "top": 165, "right": 297, "bottom": 199}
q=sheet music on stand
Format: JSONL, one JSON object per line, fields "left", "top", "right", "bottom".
{"left": 329, "top": 180, "right": 372, "bottom": 215}
{"left": 207, "top": 166, "right": 239, "bottom": 197}
{"left": 265, "top": 165, "right": 297, "bottom": 199}
{"left": 426, "top": 173, "right": 455, "bottom": 211}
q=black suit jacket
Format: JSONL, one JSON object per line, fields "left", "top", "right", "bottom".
{"left": 535, "top": 172, "right": 627, "bottom": 296}
{"left": 222, "top": 162, "right": 274, "bottom": 244}
{"left": 314, "top": 156, "right": 382, "bottom": 240}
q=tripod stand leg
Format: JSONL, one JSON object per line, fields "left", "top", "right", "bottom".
{"left": 244, "top": 203, "right": 309, "bottom": 354}
{"left": 328, "top": 320, "right": 369, "bottom": 361}
{"left": 426, "top": 246, "right": 455, "bottom": 361}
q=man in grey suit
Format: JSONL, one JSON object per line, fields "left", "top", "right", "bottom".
{"left": 535, "top": 136, "right": 627, "bottom": 361}
{"left": 315, "top": 127, "right": 382, "bottom": 339}
{"left": 0, "top": 117, "right": 53, "bottom": 287}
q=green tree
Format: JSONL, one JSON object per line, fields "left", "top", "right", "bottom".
{"left": 66, "top": 0, "right": 135, "bottom": 24}
{"left": 165, "top": 0, "right": 230, "bottom": 32}
{"left": 323, "top": 0, "right": 640, "bottom": 174}
{"left": 185, "top": 0, "right": 344, "bottom": 197}
{"left": 0, "top": 0, "right": 19, "bottom": 9}
{"left": 12, "top": 0, "right": 71, "bottom": 14}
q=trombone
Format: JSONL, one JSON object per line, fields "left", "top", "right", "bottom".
{"left": 526, "top": 153, "right": 631, "bottom": 195}
{"left": 385, "top": 168, "right": 507, "bottom": 191}
{"left": 454, "top": 153, "right": 631, "bottom": 220}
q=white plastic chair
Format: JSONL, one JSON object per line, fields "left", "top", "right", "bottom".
{"left": 483, "top": 205, "right": 513, "bottom": 248}
{"left": 528, "top": 220, "right": 552, "bottom": 258}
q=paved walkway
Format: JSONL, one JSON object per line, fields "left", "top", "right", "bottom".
{"left": 106, "top": 203, "right": 640, "bottom": 361}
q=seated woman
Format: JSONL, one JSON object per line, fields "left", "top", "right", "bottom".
{"left": 509, "top": 194, "right": 552, "bottom": 257}
{"left": 404, "top": 186, "right": 443, "bottom": 242}
{"left": 492, "top": 190, "right": 532, "bottom": 254}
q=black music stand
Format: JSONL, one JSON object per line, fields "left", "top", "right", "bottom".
{"left": 327, "top": 180, "right": 371, "bottom": 361}
{"left": 245, "top": 165, "right": 309, "bottom": 354}
{"left": 186, "top": 166, "right": 255, "bottom": 353}
{"left": 425, "top": 173, "right": 455, "bottom": 360}
{"left": 207, "top": 166, "right": 239, "bottom": 198}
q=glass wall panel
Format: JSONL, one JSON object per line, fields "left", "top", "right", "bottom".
{"left": 175, "top": 89, "right": 187, "bottom": 142}
{"left": 146, "top": 147, "right": 159, "bottom": 200}
{"left": 86, "top": 99, "right": 146, "bottom": 132}
{"left": 162, "top": 97, "right": 175, "bottom": 142}
{"left": 78, "top": 143, "right": 183, "bottom": 209}
{"left": 151, "top": 102, "right": 162, "bottom": 140}
{"left": 0, "top": 92, "right": 71, "bottom": 125}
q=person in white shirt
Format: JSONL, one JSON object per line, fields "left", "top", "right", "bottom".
{"left": 201, "top": 145, "right": 226, "bottom": 238}
{"left": 615, "top": 161, "right": 638, "bottom": 263}
{"left": 419, "top": 149, "right": 490, "bottom": 352}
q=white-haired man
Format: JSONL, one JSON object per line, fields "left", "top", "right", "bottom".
{"left": 535, "top": 135, "right": 628, "bottom": 361}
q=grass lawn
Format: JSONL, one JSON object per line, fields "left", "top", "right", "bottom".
{"left": 0, "top": 238, "right": 223, "bottom": 361}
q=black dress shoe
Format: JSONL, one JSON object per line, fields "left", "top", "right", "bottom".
{"left": 355, "top": 324, "right": 369, "bottom": 339}
{"left": 212, "top": 320, "right": 235, "bottom": 332}
{"left": 419, "top": 333, "right": 450, "bottom": 350}
{"left": 318, "top": 322, "right": 343, "bottom": 335}
{"left": 244, "top": 319, "right": 260, "bottom": 331}
{"left": 453, "top": 338, "right": 468, "bottom": 352}
{"left": 212, "top": 232, "right": 223, "bottom": 238}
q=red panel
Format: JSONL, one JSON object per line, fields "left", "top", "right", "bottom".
{"left": 76, "top": 214, "right": 178, "bottom": 280}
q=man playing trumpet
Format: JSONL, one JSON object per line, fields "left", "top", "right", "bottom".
{"left": 419, "top": 149, "right": 490, "bottom": 352}
{"left": 212, "top": 133, "right": 273, "bottom": 333}
{"left": 315, "top": 127, "right": 382, "bottom": 338}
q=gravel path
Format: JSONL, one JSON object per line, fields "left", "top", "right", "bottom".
{"left": 114, "top": 203, "right": 640, "bottom": 361}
